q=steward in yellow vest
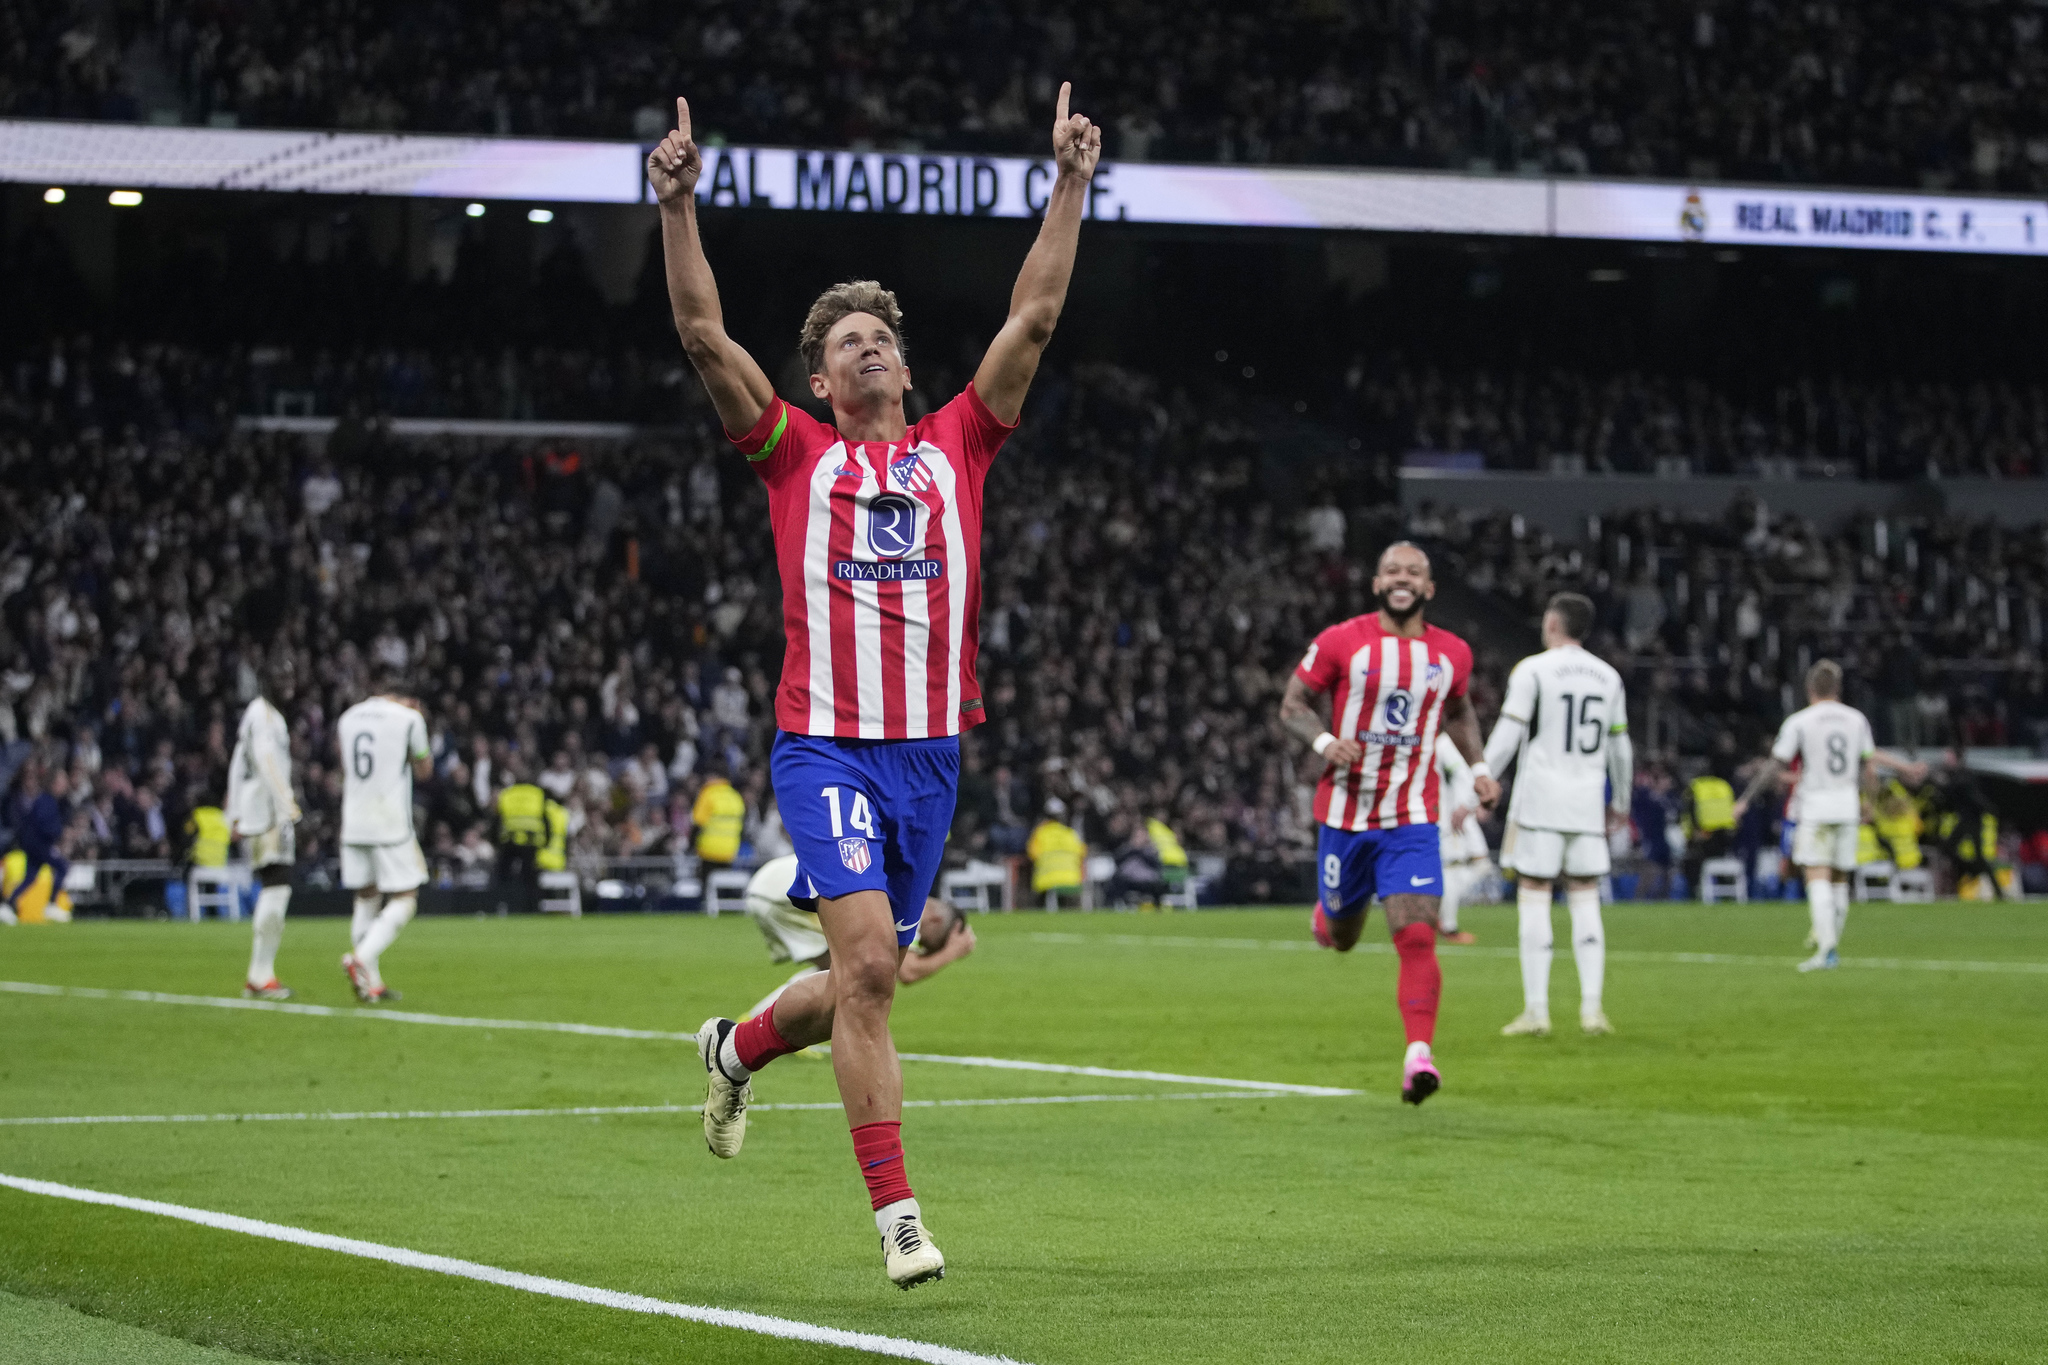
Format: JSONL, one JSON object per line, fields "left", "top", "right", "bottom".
{"left": 187, "top": 806, "right": 231, "bottom": 867}
{"left": 693, "top": 775, "right": 746, "bottom": 866}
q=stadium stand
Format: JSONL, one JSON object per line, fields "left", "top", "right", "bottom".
{"left": 5, "top": 335, "right": 2044, "bottom": 898}
{"left": 5, "top": 2, "right": 2045, "bottom": 190}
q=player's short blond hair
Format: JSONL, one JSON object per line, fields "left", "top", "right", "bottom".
{"left": 799, "top": 280, "right": 906, "bottom": 375}
{"left": 1807, "top": 659, "right": 1843, "bottom": 698}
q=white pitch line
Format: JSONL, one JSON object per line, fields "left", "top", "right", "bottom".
{"left": 0, "top": 980, "right": 1355, "bottom": 1095}
{"left": 0, "top": 980, "right": 696, "bottom": 1040}
{"left": 897, "top": 1053, "right": 1356, "bottom": 1097}
{"left": 0, "top": 1172, "right": 1026, "bottom": 1365}
{"left": 1025, "top": 932, "right": 2048, "bottom": 974}
{"left": 0, "top": 1090, "right": 1309, "bottom": 1128}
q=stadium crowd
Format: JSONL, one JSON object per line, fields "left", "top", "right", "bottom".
{"left": 58, "top": 337, "right": 2048, "bottom": 483}
{"left": 7, "top": 1, "right": 2046, "bottom": 191}
{"left": 5, "top": 333, "right": 2044, "bottom": 901}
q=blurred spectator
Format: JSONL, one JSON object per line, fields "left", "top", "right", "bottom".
{"left": 1027, "top": 798, "right": 1085, "bottom": 907}
{"left": 692, "top": 761, "right": 745, "bottom": 870}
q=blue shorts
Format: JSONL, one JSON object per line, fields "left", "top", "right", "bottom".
{"left": 771, "top": 731, "right": 960, "bottom": 947}
{"left": 1316, "top": 823, "right": 1444, "bottom": 917}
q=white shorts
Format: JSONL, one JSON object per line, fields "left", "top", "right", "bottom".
{"left": 1792, "top": 820, "right": 1859, "bottom": 872}
{"left": 1440, "top": 822, "right": 1489, "bottom": 866}
{"left": 244, "top": 822, "right": 296, "bottom": 870}
{"left": 747, "top": 891, "right": 828, "bottom": 965}
{"left": 341, "top": 840, "right": 428, "bottom": 894}
{"left": 1502, "top": 824, "right": 1611, "bottom": 880}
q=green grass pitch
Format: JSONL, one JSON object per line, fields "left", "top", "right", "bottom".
{"left": 1, "top": 900, "right": 2043, "bottom": 1364}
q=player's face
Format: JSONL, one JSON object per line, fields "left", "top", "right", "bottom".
{"left": 811, "top": 312, "right": 911, "bottom": 409}
{"left": 1372, "top": 546, "right": 1434, "bottom": 620}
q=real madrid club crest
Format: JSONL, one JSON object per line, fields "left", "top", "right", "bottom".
{"left": 1679, "top": 189, "right": 1709, "bottom": 242}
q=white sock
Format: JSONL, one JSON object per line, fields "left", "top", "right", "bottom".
{"left": 354, "top": 894, "right": 417, "bottom": 990}
{"left": 1403, "top": 1039, "right": 1432, "bottom": 1063}
{"left": 1516, "top": 884, "right": 1553, "bottom": 1017}
{"left": 1439, "top": 864, "right": 1463, "bottom": 933}
{"left": 247, "top": 885, "right": 291, "bottom": 985}
{"left": 1833, "top": 879, "right": 1851, "bottom": 947}
{"left": 1565, "top": 885, "right": 1605, "bottom": 1020}
{"left": 349, "top": 894, "right": 380, "bottom": 950}
{"left": 744, "top": 965, "right": 821, "bottom": 1024}
{"left": 875, "top": 1197, "right": 921, "bottom": 1232}
{"left": 1807, "top": 880, "right": 1837, "bottom": 953}
{"left": 717, "top": 1026, "right": 752, "bottom": 1083}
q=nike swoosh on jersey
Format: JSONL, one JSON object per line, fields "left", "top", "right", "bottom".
{"left": 1410, "top": 876, "right": 1435, "bottom": 886}
{"left": 894, "top": 920, "right": 918, "bottom": 933}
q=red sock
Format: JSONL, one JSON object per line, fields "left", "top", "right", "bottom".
{"left": 850, "top": 1121, "right": 915, "bottom": 1210}
{"left": 733, "top": 1007, "right": 798, "bottom": 1073}
{"left": 1392, "top": 922, "right": 1441, "bottom": 1045}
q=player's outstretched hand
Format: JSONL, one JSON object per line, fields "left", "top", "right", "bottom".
{"left": 1051, "top": 81, "right": 1102, "bottom": 181}
{"left": 647, "top": 96, "right": 703, "bottom": 205}
{"left": 1473, "top": 774, "right": 1502, "bottom": 810}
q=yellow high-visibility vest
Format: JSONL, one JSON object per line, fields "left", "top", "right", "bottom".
{"left": 1147, "top": 818, "right": 1189, "bottom": 869}
{"left": 188, "top": 806, "right": 231, "bottom": 867}
{"left": 1874, "top": 781, "right": 1922, "bottom": 870}
{"left": 1027, "top": 820, "right": 1085, "bottom": 892}
{"left": 497, "top": 783, "right": 548, "bottom": 847}
{"left": 1689, "top": 777, "right": 1736, "bottom": 833}
{"left": 693, "top": 780, "right": 746, "bottom": 865}
{"left": 537, "top": 800, "right": 569, "bottom": 871}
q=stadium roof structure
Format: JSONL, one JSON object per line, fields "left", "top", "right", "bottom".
{"left": 4, "top": 118, "right": 2045, "bottom": 258}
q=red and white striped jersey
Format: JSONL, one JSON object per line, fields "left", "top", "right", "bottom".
{"left": 731, "top": 386, "right": 1014, "bottom": 738}
{"left": 1294, "top": 616, "right": 1474, "bottom": 830}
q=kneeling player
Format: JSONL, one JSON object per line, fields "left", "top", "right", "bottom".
{"left": 1281, "top": 541, "right": 1499, "bottom": 1104}
{"left": 1434, "top": 734, "right": 1491, "bottom": 945}
{"left": 1483, "top": 594, "right": 1631, "bottom": 1037}
{"left": 740, "top": 854, "right": 977, "bottom": 1022}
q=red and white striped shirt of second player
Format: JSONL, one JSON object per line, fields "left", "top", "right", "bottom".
{"left": 730, "top": 386, "right": 1015, "bottom": 739}
{"left": 1294, "top": 616, "right": 1474, "bottom": 831}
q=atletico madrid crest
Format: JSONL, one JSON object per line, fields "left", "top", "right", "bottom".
{"left": 839, "top": 837, "right": 872, "bottom": 873}
{"left": 890, "top": 450, "right": 933, "bottom": 492}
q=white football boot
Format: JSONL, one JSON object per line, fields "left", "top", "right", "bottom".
{"left": 1500, "top": 1011, "right": 1551, "bottom": 1037}
{"left": 698, "top": 1017, "right": 751, "bottom": 1159}
{"left": 882, "top": 1213, "right": 946, "bottom": 1289}
{"left": 1581, "top": 1011, "right": 1614, "bottom": 1035}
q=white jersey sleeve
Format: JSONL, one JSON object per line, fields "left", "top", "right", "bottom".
{"left": 1502, "top": 646, "right": 1628, "bottom": 835}
{"left": 339, "top": 699, "right": 431, "bottom": 846}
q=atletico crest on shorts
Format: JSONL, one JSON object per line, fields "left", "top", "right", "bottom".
{"left": 839, "top": 837, "right": 872, "bottom": 873}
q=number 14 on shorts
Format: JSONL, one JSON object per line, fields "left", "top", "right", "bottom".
{"left": 821, "top": 787, "right": 877, "bottom": 838}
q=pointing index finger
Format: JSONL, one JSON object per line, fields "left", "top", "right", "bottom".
{"left": 676, "top": 96, "right": 691, "bottom": 141}
{"left": 1056, "top": 80, "right": 1070, "bottom": 125}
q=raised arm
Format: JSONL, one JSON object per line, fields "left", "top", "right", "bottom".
{"left": 648, "top": 97, "right": 777, "bottom": 436}
{"left": 973, "top": 82, "right": 1102, "bottom": 424}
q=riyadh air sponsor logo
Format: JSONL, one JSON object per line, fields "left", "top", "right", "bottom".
{"left": 1384, "top": 690, "right": 1413, "bottom": 728}
{"left": 1357, "top": 731, "right": 1424, "bottom": 747}
{"left": 839, "top": 837, "right": 871, "bottom": 873}
{"left": 867, "top": 492, "right": 922, "bottom": 559}
{"left": 834, "top": 559, "right": 943, "bottom": 581}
